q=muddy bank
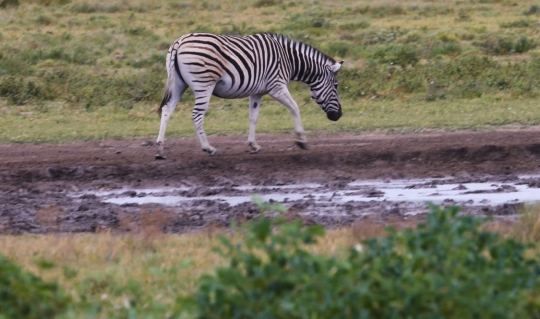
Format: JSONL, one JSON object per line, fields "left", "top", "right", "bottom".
{"left": 2, "top": 130, "right": 540, "bottom": 234}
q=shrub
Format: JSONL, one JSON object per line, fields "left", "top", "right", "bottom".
{"left": 0, "top": 0, "right": 18, "bottom": 8}
{"left": 30, "top": 0, "right": 71, "bottom": 5}
{"left": 70, "top": 2, "right": 120, "bottom": 13}
{"left": 500, "top": 19, "right": 532, "bottom": 28}
{"left": 125, "top": 26, "right": 156, "bottom": 38}
{"left": 323, "top": 41, "right": 353, "bottom": 58}
{"left": 0, "top": 254, "right": 69, "bottom": 319}
{"left": 199, "top": 0, "right": 221, "bottom": 11}
{"left": 338, "top": 61, "right": 382, "bottom": 98}
{"left": 436, "top": 32, "right": 458, "bottom": 43}
{"left": 474, "top": 35, "right": 534, "bottom": 55}
{"left": 35, "top": 14, "right": 53, "bottom": 25}
{"left": 356, "top": 27, "right": 405, "bottom": 45}
{"left": 282, "top": 8, "right": 332, "bottom": 31}
{"left": 514, "top": 36, "right": 536, "bottom": 53}
{"left": 220, "top": 22, "right": 260, "bottom": 36}
{"left": 430, "top": 41, "right": 462, "bottom": 57}
{"left": 253, "top": 0, "right": 281, "bottom": 8}
{"left": 355, "top": 4, "right": 406, "bottom": 17}
{"left": 181, "top": 204, "right": 540, "bottom": 319}
{"left": 391, "top": 45, "right": 419, "bottom": 66}
{"left": 0, "top": 76, "right": 46, "bottom": 105}
{"left": 372, "top": 44, "right": 419, "bottom": 67}
{"left": 412, "top": 4, "right": 454, "bottom": 17}
{"left": 338, "top": 21, "right": 370, "bottom": 31}
{"left": 456, "top": 8, "right": 471, "bottom": 22}
{"left": 523, "top": 4, "right": 540, "bottom": 16}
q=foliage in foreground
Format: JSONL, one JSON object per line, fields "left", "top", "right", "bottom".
{"left": 3, "top": 203, "right": 540, "bottom": 318}
{"left": 181, "top": 204, "right": 540, "bottom": 319}
{"left": 0, "top": 254, "right": 69, "bottom": 319}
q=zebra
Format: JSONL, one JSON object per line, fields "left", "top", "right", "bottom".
{"left": 155, "top": 32, "right": 343, "bottom": 159}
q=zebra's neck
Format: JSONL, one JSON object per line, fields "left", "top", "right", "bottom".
{"left": 268, "top": 34, "right": 336, "bottom": 85}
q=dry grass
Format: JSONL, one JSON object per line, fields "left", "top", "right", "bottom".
{"left": 1, "top": 231, "right": 225, "bottom": 313}
{"left": 484, "top": 204, "right": 540, "bottom": 243}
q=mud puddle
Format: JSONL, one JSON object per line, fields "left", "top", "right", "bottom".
{"left": 83, "top": 177, "right": 540, "bottom": 208}
{"left": 6, "top": 129, "right": 540, "bottom": 234}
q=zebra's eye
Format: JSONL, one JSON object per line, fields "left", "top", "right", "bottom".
{"left": 333, "top": 82, "right": 338, "bottom": 89}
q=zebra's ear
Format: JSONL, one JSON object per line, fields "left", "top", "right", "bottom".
{"left": 330, "top": 60, "right": 344, "bottom": 73}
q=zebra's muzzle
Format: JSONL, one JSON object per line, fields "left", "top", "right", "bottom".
{"left": 327, "top": 110, "right": 342, "bottom": 121}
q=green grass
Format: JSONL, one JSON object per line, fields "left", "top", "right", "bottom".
{"left": 1, "top": 96, "right": 538, "bottom": 143}
{"left": 2, "top": 0, "right": 540, "bottom": 143}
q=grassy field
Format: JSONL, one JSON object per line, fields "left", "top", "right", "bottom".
{"left": 2, "top": 0, "right": 540, "bottom": 142}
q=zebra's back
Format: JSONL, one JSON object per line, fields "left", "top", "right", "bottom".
{"left": 170, "top": 33, "right": 286, "bottom": 99}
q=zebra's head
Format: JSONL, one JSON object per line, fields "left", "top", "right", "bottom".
{"left": 310, "top": 60, "right": 344, "bottom": 122}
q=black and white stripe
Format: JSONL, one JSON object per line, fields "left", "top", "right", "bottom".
{"left": 155, "top": 33, "right": 343, "bottom": 159}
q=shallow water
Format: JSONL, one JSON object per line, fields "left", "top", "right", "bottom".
{"left": 83, "top": 176, "right": 540, "bottom": 208}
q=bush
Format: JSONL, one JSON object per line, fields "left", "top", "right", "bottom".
{"left": 338, "top": 21, "right": 370, "bottom": 31}
{"left": 220, "top": 22, "right": 260, "bottom": 36}
{"left": 500, "top": 19, "right": 532, "bottom": 28}
{"left": 0, "top": 254, "right": 69, "bottom": 319}
{"left": 323, "top": 41, "right": 353, "bottom": 58}
{"left": 0, "top": 76, "right": 46, "bottom": 105}
{"left": 282, "top": 8, "right": 332, "bottom": 31}
{"left": 0, "top": 0, "right": 18, "bottom": 8}
{"left": 515, "top": 36, "right": 536, "bottom": 53}
{"left": 431, "top": 41, "right": 462, "bottom": 57}
{"left": 354, "top": 27, "right": 405, "bottom": 45}
{"left": 181, "top": 204, "right": 540, "bottom": 319}
{"left": 372, "top": 44, "right": 419, "bottom": 67}
{"left": 475, "top": 35, "right": 536, "bottom": 55}
{"left": 339, "top": 61, "right": 382, "bottom": 98}
{"left": 253, "top": 0, "right": 281, "bottom": 8}
{"left": 523, "top": 5, "right": 540, "bottom": 16}
{"left": 70, "top": 2, "right": 121, "bottom": 13}
{"left": 354, "top": 4, "right": 406, "bottom": 17}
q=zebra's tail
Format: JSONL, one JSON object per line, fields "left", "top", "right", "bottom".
{"left": 157, "top": 53, "right": 178, "bottom": 118}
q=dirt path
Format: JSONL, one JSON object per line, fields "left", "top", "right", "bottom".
{"left": 2, "top": 129, "right": 540, "bottom": 234}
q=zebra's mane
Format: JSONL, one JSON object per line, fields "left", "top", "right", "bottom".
{"left": 266, "top": 33, "right": 336, "bottom": 66}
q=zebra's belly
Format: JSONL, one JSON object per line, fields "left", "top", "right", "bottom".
{"left": 212, "top": 78, "right": 263, "bottom": 99}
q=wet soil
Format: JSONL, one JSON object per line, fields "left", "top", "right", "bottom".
{"left": 2, "top": 129, "right": 540, "bottom": 234}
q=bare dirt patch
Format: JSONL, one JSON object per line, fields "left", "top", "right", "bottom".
{"left": 2, "top": 129, "right": 540, "bottom": 234}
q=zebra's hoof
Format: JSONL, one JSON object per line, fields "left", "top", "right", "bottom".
{"left": 155, "top": 154, "right": 167, "bottom": 160}
{"left": 250, "top": 148, "right": 262, "bottom": 154}
{"left": 202, "top": 148, "right": 218, "bottom": 156}
{"left": 203, "top": 148, "right": 219, "bottom": 156}
{"left": 295, "top": 140, "right": 309, "bottom": 150}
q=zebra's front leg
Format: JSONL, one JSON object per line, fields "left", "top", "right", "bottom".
{"left": 248, "top": 95, "right": 263, "bottom": 154}
{"left": 269, "top": 87, "right": 308, "bottom": 150}
{"left": 192, "top": 92, "right": 218, "bottom": 156}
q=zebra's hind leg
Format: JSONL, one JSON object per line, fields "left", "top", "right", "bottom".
{"left": 248, "top": 95, "right": 263, "bottom": 154}
{"left": 156, "top": 80, "right": 188, "bottom": 160}
{"left": 192, "top": 87, "right": 218, "bottom": 156}
{"left": 269, "top": 87, "right": 308, "bottom": 150}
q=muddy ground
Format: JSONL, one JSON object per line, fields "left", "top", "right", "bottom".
{"left": 2, "top": 129, "right": 540, "bottom": 234}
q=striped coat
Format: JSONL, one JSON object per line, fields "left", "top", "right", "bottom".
{"left": 155, "top": 33, "right": 343, "bottom": 159}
